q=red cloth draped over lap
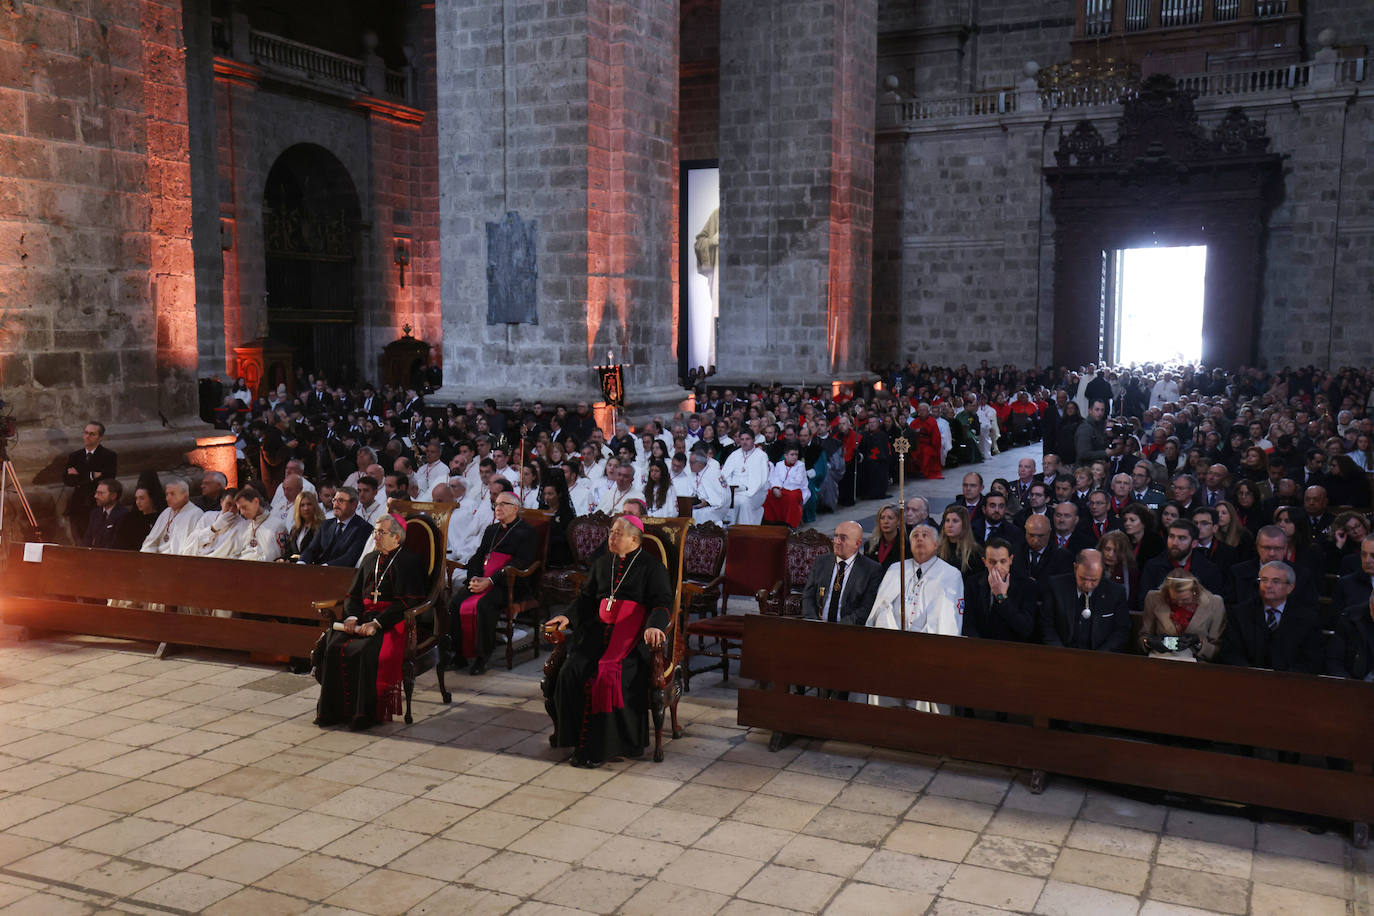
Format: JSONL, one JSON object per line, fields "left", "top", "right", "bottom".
{"left": 591, "top": 598, "right": 646, "bottom": 713}
{"left": 458, "top": 551, "right": 511, "bottom": 658}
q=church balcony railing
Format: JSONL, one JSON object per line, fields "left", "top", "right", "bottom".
{"left": 887, "top": 55, "right": 1365, "bottom": 127}
{"left": 249, "top": 30, "right": 368, "bottom": 89}
{"left": 210, "top": 18, "right": 412, "bottom": 104}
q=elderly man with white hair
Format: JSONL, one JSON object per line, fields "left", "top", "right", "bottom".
{"left": 141, "top": 478, "right": 205, "bottom": 555}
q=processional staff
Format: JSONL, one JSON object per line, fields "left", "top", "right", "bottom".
{"left": 892, "top": 435, "right": 910, "bottom": 632}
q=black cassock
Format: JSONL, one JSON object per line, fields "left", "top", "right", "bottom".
{"left": 545, "top": 547, "right": 673, "bottom": 762}
{"left": 315, "top": 547, "right": 426, "bottom": 727}
{"left": 448, "top": 518, "right": 538, "bottom": 661}
{"left": 857, "top": 429, "right": 891, "bottom": 500}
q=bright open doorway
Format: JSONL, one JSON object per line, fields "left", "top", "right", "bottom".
{"left": 1109, "top": 245, "right": 1207, "bottom": 366}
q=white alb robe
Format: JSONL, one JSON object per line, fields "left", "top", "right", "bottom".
{"left": 866, "top": 556, "right": 964, "bottom": 714}
{"left": 141, "top": 504, "right": 205, "bottom": 555}
{"left": 720, "top": 446, "right": 769, "bottom": 524}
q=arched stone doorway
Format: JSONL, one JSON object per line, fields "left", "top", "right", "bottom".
{"left": 262, "top": 144, "right": 363, "bottom": 383}
{"left": 1044, "top": 76, "right": 1284, "bottom": 368}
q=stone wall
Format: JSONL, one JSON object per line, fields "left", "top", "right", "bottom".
{"left": 435, "top": 0, "right": 680, "bottom": 407}
{"left": 718, "top": 0, "right": 877, "bottom": 382}
{"left": 0, "top": 0, "right": 198, "bottom": 434}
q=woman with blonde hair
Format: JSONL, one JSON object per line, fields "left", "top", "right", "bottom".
{"left": 281, "top": 491, "right": 324, "bottom": 562}
{"left": 864, "top": 504, "right": 903, "bottom": 573}
{"left": 937, "top": 504, "right": 982, "bottom": 575}
{"left": 1140, "top": 569, "right": 1225, "bottom": 661}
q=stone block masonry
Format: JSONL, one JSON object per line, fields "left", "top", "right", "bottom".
{"left": 0, "top": 0, "right": 199, "bottom": 432}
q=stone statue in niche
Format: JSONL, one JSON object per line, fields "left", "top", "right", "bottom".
{"left": 486, "top": 211, "right": 538, "bottom": 325}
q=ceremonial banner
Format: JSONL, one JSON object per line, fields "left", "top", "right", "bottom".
{"left": 597, "top": 364, "right": 625, "bottom": 408}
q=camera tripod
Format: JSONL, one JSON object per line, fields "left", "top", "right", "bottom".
{"left": 0, "top": 437, "right": 39, "bottom": 544}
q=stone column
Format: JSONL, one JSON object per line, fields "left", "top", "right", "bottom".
{"left": 433, "top": 0, "right": 682, "bottom": 411}
{"left": 718, "top": 0, "right": 877, "bottom": 383}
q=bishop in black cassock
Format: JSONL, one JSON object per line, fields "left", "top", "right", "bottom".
{"left": 544, "top": 517, "right": 674, "bottom": 767}
{"left": 315, "top": 517, "right": 426, "bottom": 730}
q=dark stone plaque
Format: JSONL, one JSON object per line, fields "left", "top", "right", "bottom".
{"left": 486, "top": 211, "right": 538, "bottom": 325}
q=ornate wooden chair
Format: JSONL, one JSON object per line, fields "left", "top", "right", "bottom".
{"left": 540, "top": 512, "right": 615, "bottom": 608}
{"left": 499, "top": 509, "right": 552, "bottom": 669}
{"left": 755, "top": 528, "right": 833, "bottom": 617}
{"left": 313, "top": 513, "right": 451, "bottom": 724}
{"left": 682, "top": 523, "right": 789, "bottom": 690}
{"left": 680, "top": 521, "right": 727, "bottom": 627}
{"left": 541, "top": 519, "right": 688, "bottom": 762}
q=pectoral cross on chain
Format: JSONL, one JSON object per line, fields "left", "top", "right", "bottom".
{"left": 371, "top": 584, "right": 381, "bottom": 603}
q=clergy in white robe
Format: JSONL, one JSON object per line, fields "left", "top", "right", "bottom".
{"left": 191, "top": 498, "right": 246, "bottom": 558}
{"left": 225, "top": 488, "right": 283, "bottom": 563}
{"left": 596, "top": 464, "right": 645, "bottom": 516}
{"left": 689, "top": 452, "right": 728, "bottom": 525}
{"left": 413, "top": 443, "right": 449, "bottom": 501}
{"left": 669, "top": 456, "right": 694, "bottom": 499}
{"left": 568, "top": 474, "right": 598, "bottom": 517}
{"left": 719, "top": 430, "right": 769, "bottom": 525}
{"left": 447, "top": 490, "right": 494, "bottom": 585}
{"left": 141, "top": 479, "right": 205, "bottom": 555}
{"left": 866, "top": 525, "right": 964, "bottom": 714}
{"left": 356, "top": 479, "right": 388, "bottom": 527}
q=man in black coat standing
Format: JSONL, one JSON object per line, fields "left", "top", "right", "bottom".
{"left": 964, "top": 539, "right": 1037, "bottom": 642}
{"left": 1220, "top": 561, "right": 1324, "bottom": 673}
{"left": 1039, "top": 549, "right": 1131, "bottom": 652}
{"left": 64, "top": 421, "right": 118, "bottom": 543}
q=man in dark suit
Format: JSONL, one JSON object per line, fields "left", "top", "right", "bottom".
{"left": 81, "top": 479, "right": 129, "bottom": 549}
{"left": 800, "top": 521, "right": 883, "bottom": 700}
{"left": 972, "top": 493, "right": 1022, "bottom": 548}
{"left": 953, "top": 472, "right": 985, "bottom": 521}
{"left": 1232, "top": 525, "right": 1321, "bottom": 610}
{"left": 1012, "top": 482, "right": 1052, "bottom": 529}
{"left": 359, "top": 385, "right": 383, "bottom": 421}
{"left": 1140, "top": 519, "right": 1226, "bottom": 598}
{"left": 1219, "top": 561, "right": 1324, "bottom": 673}
{"left": 1302, "top": 485, "right": 1334, "bottom": 539}
{"left": 1039, "top": 549, "right": 1131, "bottom": 651}
{"left": 1169, "top": 474, "right": 1203, "bottom": 515}
{"left": 1050, "top": 501, "right": 1093, "bottom": 555}
{"left": 64, "top": 421, "right": 118, "bottom": 542}
{"left": 1129, "top": 462, "right": 1167, "bottom": 510}
{"left": 305, "top": 379, "right": 334, "bottom": 415}
{"left": 964, "top": 539, "right": 1036, "bottom": 642}
{"left": 1326, "top": 592, "right": 1374, "bottom": 679}
{"left": 1292, "top": 448, "right": 1328, "bottom": 490}
{"left": 1078, "top": 490, "right": 1118, "bottom": 544}
{"left": 1014, "top": 515, "right": 1073, "bottom": 584}
{"left": 300, "top": 487, "right": 374, "bottom": 567}
{"left": 1335, "top": 538, "right": 1374, "bottom": 611}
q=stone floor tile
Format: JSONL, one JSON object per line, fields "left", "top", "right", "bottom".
{"left": 446, "top": 808, "right": 543, "bottom": 848}
{"left": 7, "top": 805, "right": 114, "bottom": 846}
{"left": 660, "top": 783, "right": 751, "bottom": 819}
{"left": 26, "top": 771, "right": 128, "bottom": 805}
{"left": 361, "top": 764, "right": 462, "bottom": 798}
{"left": 69, "top": 858, "right": 172, "bottom": 898}
{"left": 884, "top": 821, "right": 980, "bottom": 861}
{"left": 374, "top": 798, "right": 474, "bottom": 835}
{"left": 41, "top": 739, "right": 133, "bottom": 771}
{"left": 1256, "top": 823, "right": 1349, "bottom": 865}
{"left": 323, "top": 868, "right": 445, "bottom": 916}
{"left": 774, "top": 834, "right": 873, "bottom": 877}
{"left": 1052, "top": 847, "right": 1151, "bottom": 895}
{"left": 0, "top": 891, "right": 97, "bottom": 915}
{"left": 694, "top": 820, "right": 794, "bottom": 861}
{"left": 258, "top": 853, "right": 361, "bottom": 901}
{"left": 985, "top": 807, "right": 1074, "bottom": 845}
{"left": 203, "top": 886, "right": 313, "bottom": 916}
{"left": 1138, "top": 900, "right": 1235, "bottom": 914}
{"left": 758, "top": 770, "right": 847, "bottom": 806}
{"left": 1064, "top": 819, "right": 1159, "bottom": 860}
{"left": 0, "top": 835, "right": 51, "bottom": 868}
{"left": 255, "top": 776, "right": 354, "bottom": 810}
{"left": 489, "top": 785, "right": 577, "bottom": 820}
{"left": 824, "top": 881, "right": 932, "bottom": 915}
{"left": 657, "top": 848, "right": 764, "bottom": 895}
{"left": 624, "top": 808, "right": 718, "bottom": 846}
{"left": 192, "top": 840, "right": 305, "bottom": 884}
{"left": 942, "top": 862, "right": 1046, "bottom": 911}
{"left": 0, "top": 795, "right": 62, "bottom": 831}
{"left": 801, "top": 805, "right": 897, "bottom": 846}
{"left": 730, "top": 793, "right": 823, "bottom": 832}
{"left": 136, "top": 789, "right": 239, "bottom": 825}
{"left": 1034, "top": 879, "right": 1141, "bottom": 916}
{"left": 853, "top": 757, "right": 938, "bottom": 791}
{"left": 462, "top": 850, "right": 571, "bottom": 896}
{"left": 89, "top": 749, "right": 188, "bottom": 779}
{"left": 388, "top": 836, "right": 495, "bottom": 882}
{"left": 693, "top": 761, "right": 779, "bottom": 792}
{"left": 1156, "top": 834, "right": 1253, "bottom": 878}
{"left": 964, "top": 833, "right": 1061, "bottom": 878}
{"left": 309, "top": 787, "right": 416, "bottom": 824}
{"left": 406, "top": 884, "right": 519, "bottom": 916}
{"left": 1147, "top": 863, "right": 1250, "bottom": 915}
{"left": 131, "top": 872, "right": 242, "bottom": 911}
{"left": 142, "top": 757, "right": 241, "bottom": 790}
{"left": 1251, "top": 850, "right": 1352, "bottom": 898}
{"left": 926, "top": 768, "right": 1012, "bottom": 806}
{"left": 738, "top": 863, "right": 846, "bottom": 912}
{"left": 580, "top": 834, "right": 680, "bottom": 877}
{"left": 551, "top": 795, "right": 649, "bottom": 832}
{"left": 1080, "top": 792, "right": 1170, "bottom": 832}
{"left": 530, "top": 866, "right": 647, "bottom": 911}
{"left": 786, "top": 749, "right": 867, "bottom": 781}
{"left": 717, "top": 897, "right": 807, "bottom": 916}
{"left": 193, "top": 800, "right": 300, "bottom": 839}
{"left": 79, "top": 779, "right": 181, "bottom": 815}
{"left": 619, "top": 879, "right": 731, "bottom": 916}
{"left": 256, "top": 812, "right": 364, "bottom": 852}
{"left": 506, "top": 820, "right": 612, "bottom": 864}
{"left": 853, "top": 849, "right": 958, "bottom": 894}
{"left": 197, "top": 765, "right": 297, "bottom": 800}
{"left": 1003, "top": 779, "right": 1086, "bottom": 817}
{"left": 67, "top": 816, "right": 176, "bottom": 855}
{"left": 1164, "top": 809, "right": 1257, "bottom": 849}
{"left": 529, "top": 763, "right": 617, "bottom": 793}
{"left": 421, "top": 774, "right": 516, "bottom": 808}
{"left": 1250, "top": 881, "right": 1348, "bottom": 916}
{"left": 906, "top": 794, "right": 998, "bottom": 832}
{"left": 829, "top": 782, "right": 917, "bottom": 818}
{"left": 406, "top": 745, "right": 496, "bottom": 773}
{"left": 127, "top": 826, "right": 241, "bottom": 869}
{"left": 0, "top": 762, "right": 75, "bottom": 793}
{"left": 319, "top": 824, "right": 426, "bottom": 867}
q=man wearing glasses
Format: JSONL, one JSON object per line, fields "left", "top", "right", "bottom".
{"left": 299, "top": 486, "right": 372, "bottom": 567}
{"left": 448, "top": 491, "right": 537, "bottom": 675}
{"left": 1219, "top": 560, "right": 1323, "bottom": 673}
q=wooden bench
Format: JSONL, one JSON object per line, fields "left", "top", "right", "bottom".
{"left": 0, "top": 544, "right": 355, "bottom": 658}
{"left": 738, "top": 615, "right": 1374, "bottom": 845}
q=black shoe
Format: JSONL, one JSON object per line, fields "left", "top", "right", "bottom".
{"left": 469, "top": 657, "right": 488, "bottom": 676}
{"left": 569, "top": 752, "right": 602, "bottom": 769}
{"left": 288, "top": 658, "right": 311, "bottom": 675}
